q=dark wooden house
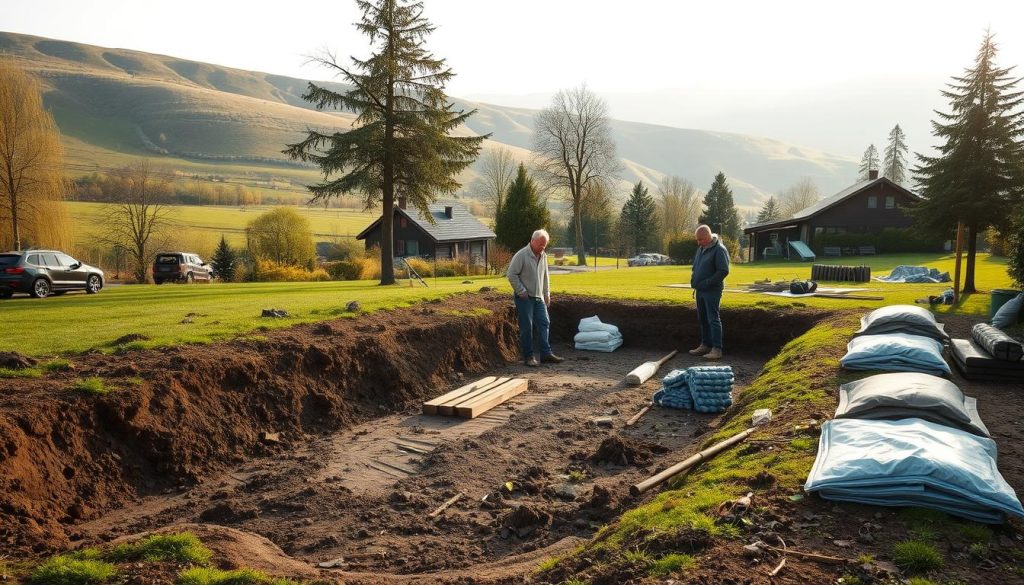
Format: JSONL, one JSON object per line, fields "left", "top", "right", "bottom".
{"left": 356, "top": 198, "right": 495, "bottom": 264}
{"left": 744, "top": 170, "right": 920, "bottom": 260}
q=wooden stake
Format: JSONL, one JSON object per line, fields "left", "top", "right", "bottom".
{"left": 630, "top": 428, "right": 756, "bottom": 496}
{"left": 625, "top": 403, "right": 653, "bottom": 427}
{"left": 428, "top": 491, "right": 464, "bottom": 518}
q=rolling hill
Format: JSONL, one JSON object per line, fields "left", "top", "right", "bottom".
{"left": 1, "top": 31, "right": 860, "bottom": 209}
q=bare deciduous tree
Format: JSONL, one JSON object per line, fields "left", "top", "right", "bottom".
{"left": 777, "top": 177, "right": 821, "bottom": 218}
{"left": 657, "top": 175, "right": 700, "bottom": 247}
{"left": 474, "top": 146, "right": 517, "bottom": 215}
{"left": 533, "top": 85, "right": 619, "bottom": 264}
{"left": 102, "top": 160, "right": 172, "bottom": 283}
{"left": 0, "top": 60, "right": 70, "bottom": 250}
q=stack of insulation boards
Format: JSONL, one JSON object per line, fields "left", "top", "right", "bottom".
{"left": 423, "top": 376, "right": 528, "bottom": 419}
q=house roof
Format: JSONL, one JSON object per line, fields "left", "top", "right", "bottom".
{"left": 356, "top": 202, "right": 496, "bottom": 242}
{"left": 744, "top": 177, "right": 920, "bottom": 234}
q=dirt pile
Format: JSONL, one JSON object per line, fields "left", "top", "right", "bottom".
{"left": 588, "top": 435, "right": 668, "bottom": 466}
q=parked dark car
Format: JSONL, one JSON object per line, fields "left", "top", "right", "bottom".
{"left": 153, "top": 252, "right": 213, "bottom": 284}
{"left": 0, "top": 250, "right": 104, "bottom": 298}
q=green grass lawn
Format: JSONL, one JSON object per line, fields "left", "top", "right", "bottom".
{"left": 66, "top": 201, "right": 378, "bottom": 249}
{"left": 0, "top": 253, "right": 1014, "bottom": 357}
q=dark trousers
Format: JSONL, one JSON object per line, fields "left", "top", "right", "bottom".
{"left": 696, "top": 290, "right": 723, "bottom": 349}
{"left": 513, "top": 295, "right": 551, "bottom": 359}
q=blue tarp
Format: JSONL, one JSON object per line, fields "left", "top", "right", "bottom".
{"left": 805, "top": 418, "right": 1024, "bottom": 524}
{"left": 653, "top": 366, "right": 734, "bottom": 413}
{"left": 840, "top": 332, "right": 951, "bottom": 376}
{"left": 877, "top": 265, "right": 951, "bottom": 283}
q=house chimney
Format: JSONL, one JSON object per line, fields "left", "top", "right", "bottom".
{"left": 398, "top": 196, "right": 407, "bottom": 210}
{"left": 869, "top": 169, "right": 879, "bottom": 180}
{"left": 444, "top": 205, "right": 453, "bottom": 219}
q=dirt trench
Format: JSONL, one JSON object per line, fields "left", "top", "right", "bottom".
{"left": 0, "top": 293, "right": 825, "bottom": 580}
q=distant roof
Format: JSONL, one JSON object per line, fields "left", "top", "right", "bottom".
{"left": 356, "top": 202, "right": 496, "bottom": 242}
{"left": 744, "top": 177, "right": 919, "bottom": 233}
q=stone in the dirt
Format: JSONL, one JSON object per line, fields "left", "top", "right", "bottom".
{"left": 259, "top": 431, "right": 280, "bottom": 444}
{"left": 346, "top": 301, "right": 361, "bottom": 312}
{"left": 0, "top": 351, "right": 36, "bottom": 369}
{"left": 555, "top": 484, "right": 578, "bottom": 500}
{"left": 479, "top": 286, "right": 496, "bottom": 292}
{"left": 592, "top": 417, "right": 615, "bottom": 428}
{"left": 261, "top": 309, "right": 289, "bottom": 318}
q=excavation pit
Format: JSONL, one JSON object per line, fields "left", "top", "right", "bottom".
{"left": 0, "top": 293, "right": 827, "bottom": 581}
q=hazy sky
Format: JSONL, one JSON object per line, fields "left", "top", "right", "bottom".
{"left": 5, "top": 0, "right": 1024, "bottom": 155}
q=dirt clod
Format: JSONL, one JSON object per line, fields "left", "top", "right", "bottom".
{"left": 589, "top": 435, "right": 667, "bottom": 466}
{"left": 0, "top": 351, "right": 36, "bottom": 369}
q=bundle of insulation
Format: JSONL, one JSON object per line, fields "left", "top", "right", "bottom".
{"left": 686, "top": 366, "right": 734, "bottom": 413}
{"left": 805, "top": 418, "right": 1024, "bottom": 524}
{"left": 652, "top": 369, "right": 692, "bottom": 409}
{"left": 840, "top": 332, "right": 950, "bottom": 376}
{"left": 853, "top": 304, "right": 949, "bottom": 342}
{"left": 574, "top": 316, "right": 623, "bottom": 352}
{"left": 652, "top": 366, "right": 734, "bottom": 413}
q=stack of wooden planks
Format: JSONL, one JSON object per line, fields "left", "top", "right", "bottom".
{"left": 423, "top": 376, "right": 528, "bottom": 419}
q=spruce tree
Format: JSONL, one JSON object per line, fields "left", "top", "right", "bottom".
{"left": 494, "top": 164, "right": 550, "bottom": 251}
{"left": 284, "top": 0, "right": 486, "bottom": 285}
{"left": 883, "top": 124, "right": 909, "bottom": 185}
{"left": 859, "top": 144, "right": 880, "bottom": 180}
{"left": 211, "top": 235, "right": 237, "bottom": 281}
{"left": 913, "top": 32, "right": 1024, "bottom": 293}
{"left": 618, "top": 181, "right": 659, "bottom": 256}
{"left": 698, "top": 172, "right": 740, "bottom": 240}
{"left": 756, "top": 196, "right": 781, "bottom": 223}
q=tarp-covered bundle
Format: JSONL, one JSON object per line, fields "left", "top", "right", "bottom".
{"left": 853, "top": 305, "right": 949, "bottom": 341}
{"left": 805, "top": 418, "right": 1024, "bottom": 524}
{"left": 950, "top": 338, "right": 1024, "bottom": 381}
{"left": 653, "top": 369, "right": 693, "bottom": 409}
{"left": 835, "top": 372, "right": 988, "bottom": 437}
{"left": 971, "top": 323, "right": 1023, "bottom": 362}
{"left": 841, "top": 332, "right": 950, "bottom": 376}
{"left": 574, "top": 316, "right": 623, "bottom": 352}
{"left": 876, "top": 265, "right": 951, "bottom": 283}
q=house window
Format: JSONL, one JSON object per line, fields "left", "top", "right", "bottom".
{"left": 396, "top": 239, "right": 406, "bottom": 256}
{"left": 436, "top": 244, "right": 451, "bottom": 258}
{"left": 407, "top": 239, "right": 419, "bottom": 256}
{"left": 867, "top": 196, "right": 877, "bottom": 209}
{"left": 885, "top": 196, "right": 895, "bottom": 209}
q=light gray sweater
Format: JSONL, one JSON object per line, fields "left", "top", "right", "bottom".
{"left": 507, "top": 244, "right": 550, "bottom": 301}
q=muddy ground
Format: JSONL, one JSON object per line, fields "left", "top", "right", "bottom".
{"left": 0, "top": 293, "right": 1022, "bottom": 585}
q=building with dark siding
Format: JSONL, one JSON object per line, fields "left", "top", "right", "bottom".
{"left": 744, "top": 170, "right": 920, "bottom": 260}
{"left": 356, "top": 198, "right": 495, "bottom": 264}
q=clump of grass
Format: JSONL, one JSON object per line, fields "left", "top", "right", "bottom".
{"left": 649, "top": 553, "right": 694, "bottom": 576}
{"left": 69, "top": 377, "right": 112, "bottom": 395}
{"left": 788, "top": 437, "right": 815, "bottom": 451}
{"left": 856, "top": 553, "right": 875, "bottom": 564}
{"left": 107, "top": 533, "right": 211, "bottom": 565}
{"left": 567, "top": 470, "right": 587, "bottom": 483}
{"left": 536, "top": 557, "right": 559, "bottom": 572}
{"left": 561, "top": 580, "right": 587, "bottom": 585}
{"left": 967, "top": 542, "right": 990, "bottom": 559}
{"left": 906, "top": 578, "right": 939, "bottom": 585}
{"left": 30, "top": 555, "right": 116, "bottom": 585}
{"left": 0, "top": 367, "right": 42, "bottom": 378}
{"left": 909, "top": 525, "right": 938, "bottom": 542}
{"left": 43, "top": 359, "right": 74, "bottom": 372}
{"left": 176, "top": 567, "right": 297, "bottom": 585}
{"left": 892, "top": 540, "right": 943, "bottom": 573}
{"left": 956, "top": 522, "right": 993, "bottom": 543}
{"left": 621, "top": 549, "right": 651, "bottom": 567}
{"left": 838, "top": 575, "right": 862, "bottom": 585}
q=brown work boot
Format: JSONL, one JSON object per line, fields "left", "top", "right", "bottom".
{"left": 524, "top": 357, "right": 539, "bottom": 367}
{"left": 703, "top": 348, "right": 723, "bottom": 360}
{"left": 541, "top": 354, "right": 565, "bottom": 364}
{"left": 688, "top": 344, "right": 711, "bottom": 356}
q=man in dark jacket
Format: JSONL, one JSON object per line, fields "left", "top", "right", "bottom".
{"left": 689, "top": 224, "right": 730, "bottom": 360}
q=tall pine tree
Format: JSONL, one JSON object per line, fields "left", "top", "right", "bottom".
{"left": 698, "top": 172, "right": 740, "bottom": 240}
{"left": 859, "top": 144, "right": 880, "bottom": 180}
{"left": 493, "top": 164, "right": 549, "bottom": 251}
{"left": 284, "top": 0, "right": 486, "bottom": 285}
{"left": 756, "top": 196, "right": 781, "bottom": 223}
{"left": 913, "top": 32, "right": 1024, "bottom": 293}
{"left": 618, "top": 181, "right": 659, "bottom": 256}
{"left": 883, "top": 124, "right": 909, "bottom": 185}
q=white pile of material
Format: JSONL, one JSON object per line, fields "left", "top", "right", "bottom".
{"left": 574, "top": 316, "right": 623, "bottom": 352}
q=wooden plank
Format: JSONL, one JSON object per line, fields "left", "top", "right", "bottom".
{"left": 398, "top": 435, "right": 439, "bottom": 448}
{"left": 436, "top": 377, "right": 511, "bottom": 416}
{"left": 423, "top": 376, "right": 500, "bottom": 415}
{"left": 455, "top": 378, "right": 528, "bottom": 419}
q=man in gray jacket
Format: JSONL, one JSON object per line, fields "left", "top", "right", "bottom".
{"left": 507, "top": 229, "right": 564, "bottom": 367}
{"left": 688, "top": 224, "right": 730, "bottom": 360}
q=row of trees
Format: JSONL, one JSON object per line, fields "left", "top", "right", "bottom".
{"left": 74, "top": 173, "right": 264, "bottom": 207}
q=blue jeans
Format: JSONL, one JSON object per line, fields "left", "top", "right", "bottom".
{"left": 696, "top": 290, "right": 723, "bottom": 349}
{"left": 513, "top": 295, "right": 551, "bottom": 359}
